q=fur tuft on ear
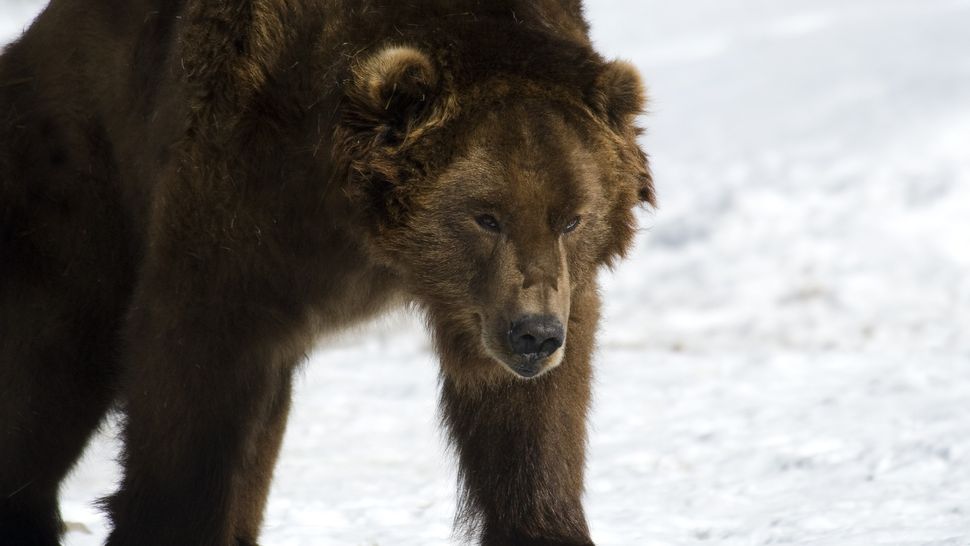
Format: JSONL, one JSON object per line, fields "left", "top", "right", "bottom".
{"left": 638, "top": 168, "right": 657, "bottom": 206}
{"left": 350, "top": 46, "right": 438, "bottom": 120}
{"left": 591, "top": 60, "right": 647, "bottom": 126}
{"left": 629, "top": 142, "right": 657, "bottom": 206}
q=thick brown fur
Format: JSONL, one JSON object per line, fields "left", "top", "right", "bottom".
{"left": 0, "top": 1, "right": 653, "bottom": 545}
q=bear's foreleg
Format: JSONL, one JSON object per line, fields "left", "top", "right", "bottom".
{"left": 102, "top": 214, "right": 308, "bottom": 546}
{"left": 440, "top": 287, "right": 601, "bottom": 546}
{"left": 231, "top": 367, "right": 294, "bottom": 546}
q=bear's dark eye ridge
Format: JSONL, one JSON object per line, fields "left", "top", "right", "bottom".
{"left": 476, "top": 214, "right": 502, "bottom": 233}
{"left": 563, "top": 216, "right": 582, "bottom": 234}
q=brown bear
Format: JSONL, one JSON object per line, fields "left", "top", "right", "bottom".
{"left": 0, "top": 1, "right": 654, "bottom": 545}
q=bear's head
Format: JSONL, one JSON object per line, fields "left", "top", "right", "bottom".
{"left": 337, "top": 42, "right": 653, "bottom": 385}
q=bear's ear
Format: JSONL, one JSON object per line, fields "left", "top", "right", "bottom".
{"left": 347, "top": 46, "right": 439, "bottom": 139}
{"left": 591, "top": 61, "right": 656, "bottom": 206}
{"left": 590, "top": 60, "right": 647, "bottom": 127}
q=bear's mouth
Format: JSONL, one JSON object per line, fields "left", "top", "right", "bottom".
{"left": 506, "top": 353, "right": 551, "bottom": 379}
{"left": 495, "top": 350, "right": 564, "bottom": 380}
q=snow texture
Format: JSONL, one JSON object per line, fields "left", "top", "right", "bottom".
{"left": 3, "top": 0, "right": 969, "bottom": 544}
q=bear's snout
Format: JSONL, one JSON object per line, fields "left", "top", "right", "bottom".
{"left": 508, "top": 314, "right": 565, "bottom": 363}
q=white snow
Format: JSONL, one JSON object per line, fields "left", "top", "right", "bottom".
{"left": 3, "top": 0, "right": 969, "bottom": 544}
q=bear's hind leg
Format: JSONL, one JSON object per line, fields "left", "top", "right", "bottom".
{"left": 0, "top": 284, "right": 125, "bottom": 546}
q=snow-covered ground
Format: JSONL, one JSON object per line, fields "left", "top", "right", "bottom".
{"left": 4, "top": 1, "right": 970, "bottom": 544}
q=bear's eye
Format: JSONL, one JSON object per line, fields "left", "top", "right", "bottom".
{"left": 475, "top": 214, "right": 502, "bottom": 233}
{"left": 563, "top": 216, "right": 582, "bottom": 234}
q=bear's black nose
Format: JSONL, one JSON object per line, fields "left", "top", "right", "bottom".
{"left": 509, "top": 315, "right": 564, "bottom": 359}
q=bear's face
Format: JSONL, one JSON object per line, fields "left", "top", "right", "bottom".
{"left": 409, "top": 105, "right": 612, "bottom": 379}
{"left": 339, "top": 46, "right": 653, "bottom": 382}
